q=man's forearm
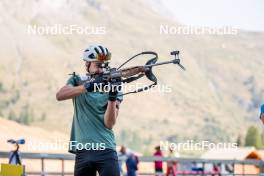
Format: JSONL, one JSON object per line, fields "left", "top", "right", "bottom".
{"left": 56, "top": 85, "right": 86, "bottom": 101}
{"left": 104, "top": 101, "right": 118, "bottom": 129}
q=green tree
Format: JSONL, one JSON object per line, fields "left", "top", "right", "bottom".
{"left": 119, "top": 129, "right": 128, "bottom": 142}
{"left": 260, "top": 130, "right": 264, "bottom": 147}
{"left": 245, "top": 126, "right": 263, "bottom": 149}
{"left": 116, "top": 129, "right": 144, "bottom": 152}
{"left": 18, "top": 104, "right": 34, "bottom": 125}
{"left": 130, "top": 131, "right": 142, "bottom": 151}
{"left": 0, "top": 82, "right": 4, "bottom": 92}
{"left": 236, "top": 134, "right": 243, "bottom": 147}
{"left": 40, "top": 112, "right": 46, "bottom": 121}
{"left": 8, "top": 110, "right": 17, "bottom": 121}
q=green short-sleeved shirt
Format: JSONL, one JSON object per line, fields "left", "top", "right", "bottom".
{"left": 66, "top": 75, "right": 123, "bottom": 154}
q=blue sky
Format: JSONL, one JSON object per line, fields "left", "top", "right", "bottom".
{"left": 157, "top": 0, "right": 264, "bottom": 31}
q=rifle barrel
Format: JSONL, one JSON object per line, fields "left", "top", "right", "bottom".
{"left": 144, "top": 59, "right": 179, "bottom": 68}
{"left": 144, "top": 59, "right": 185, "bottom": 70}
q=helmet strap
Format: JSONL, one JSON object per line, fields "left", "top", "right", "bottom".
{"left": 87, "top": 62, "right": 91, "bottom": 73}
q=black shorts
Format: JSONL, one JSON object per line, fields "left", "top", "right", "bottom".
{"left": 155, "top": 168, "right": 163, "bottom": 172}
{"left": 74, "top": 148, "right": 120, "bottom": 176}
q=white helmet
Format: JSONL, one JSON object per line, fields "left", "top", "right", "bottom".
{"left": 83, "top": 45, "right": 111, "bottom": 62}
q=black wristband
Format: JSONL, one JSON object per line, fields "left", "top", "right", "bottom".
{"left": 108, "top": 95, "right": 117, "bottom": 101}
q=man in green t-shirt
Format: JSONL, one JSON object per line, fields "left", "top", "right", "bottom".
{"left": 56, "top": 45, "right": 122, "bottom": 176}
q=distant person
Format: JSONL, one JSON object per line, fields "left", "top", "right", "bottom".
{"left": 118, "top": 146, "right": 127, "bottom": 176}
{"left": 166, "top": 149, "right": 177, "bottom": 176}
{"left": 260, "top": 104, "right": 264, "bottom": 124}
{"left": 153, "top": 146, "right": 163, "bottom": 175}
{"left": 56, "top": 45, "right": 123, "bottom": 176}
{"left": 126, "top": 153, "right": 139, "bottom": 176}
{"left": 212, "top": 163, "right": 221, "bottom": 176}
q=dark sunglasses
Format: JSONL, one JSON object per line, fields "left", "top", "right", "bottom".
{"left": 95, "top": 62, "right": 109, "bottom": 69}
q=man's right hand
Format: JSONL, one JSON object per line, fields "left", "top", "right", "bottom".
{"left": 84, "top": 76, "right": 108, "bottom": 92}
